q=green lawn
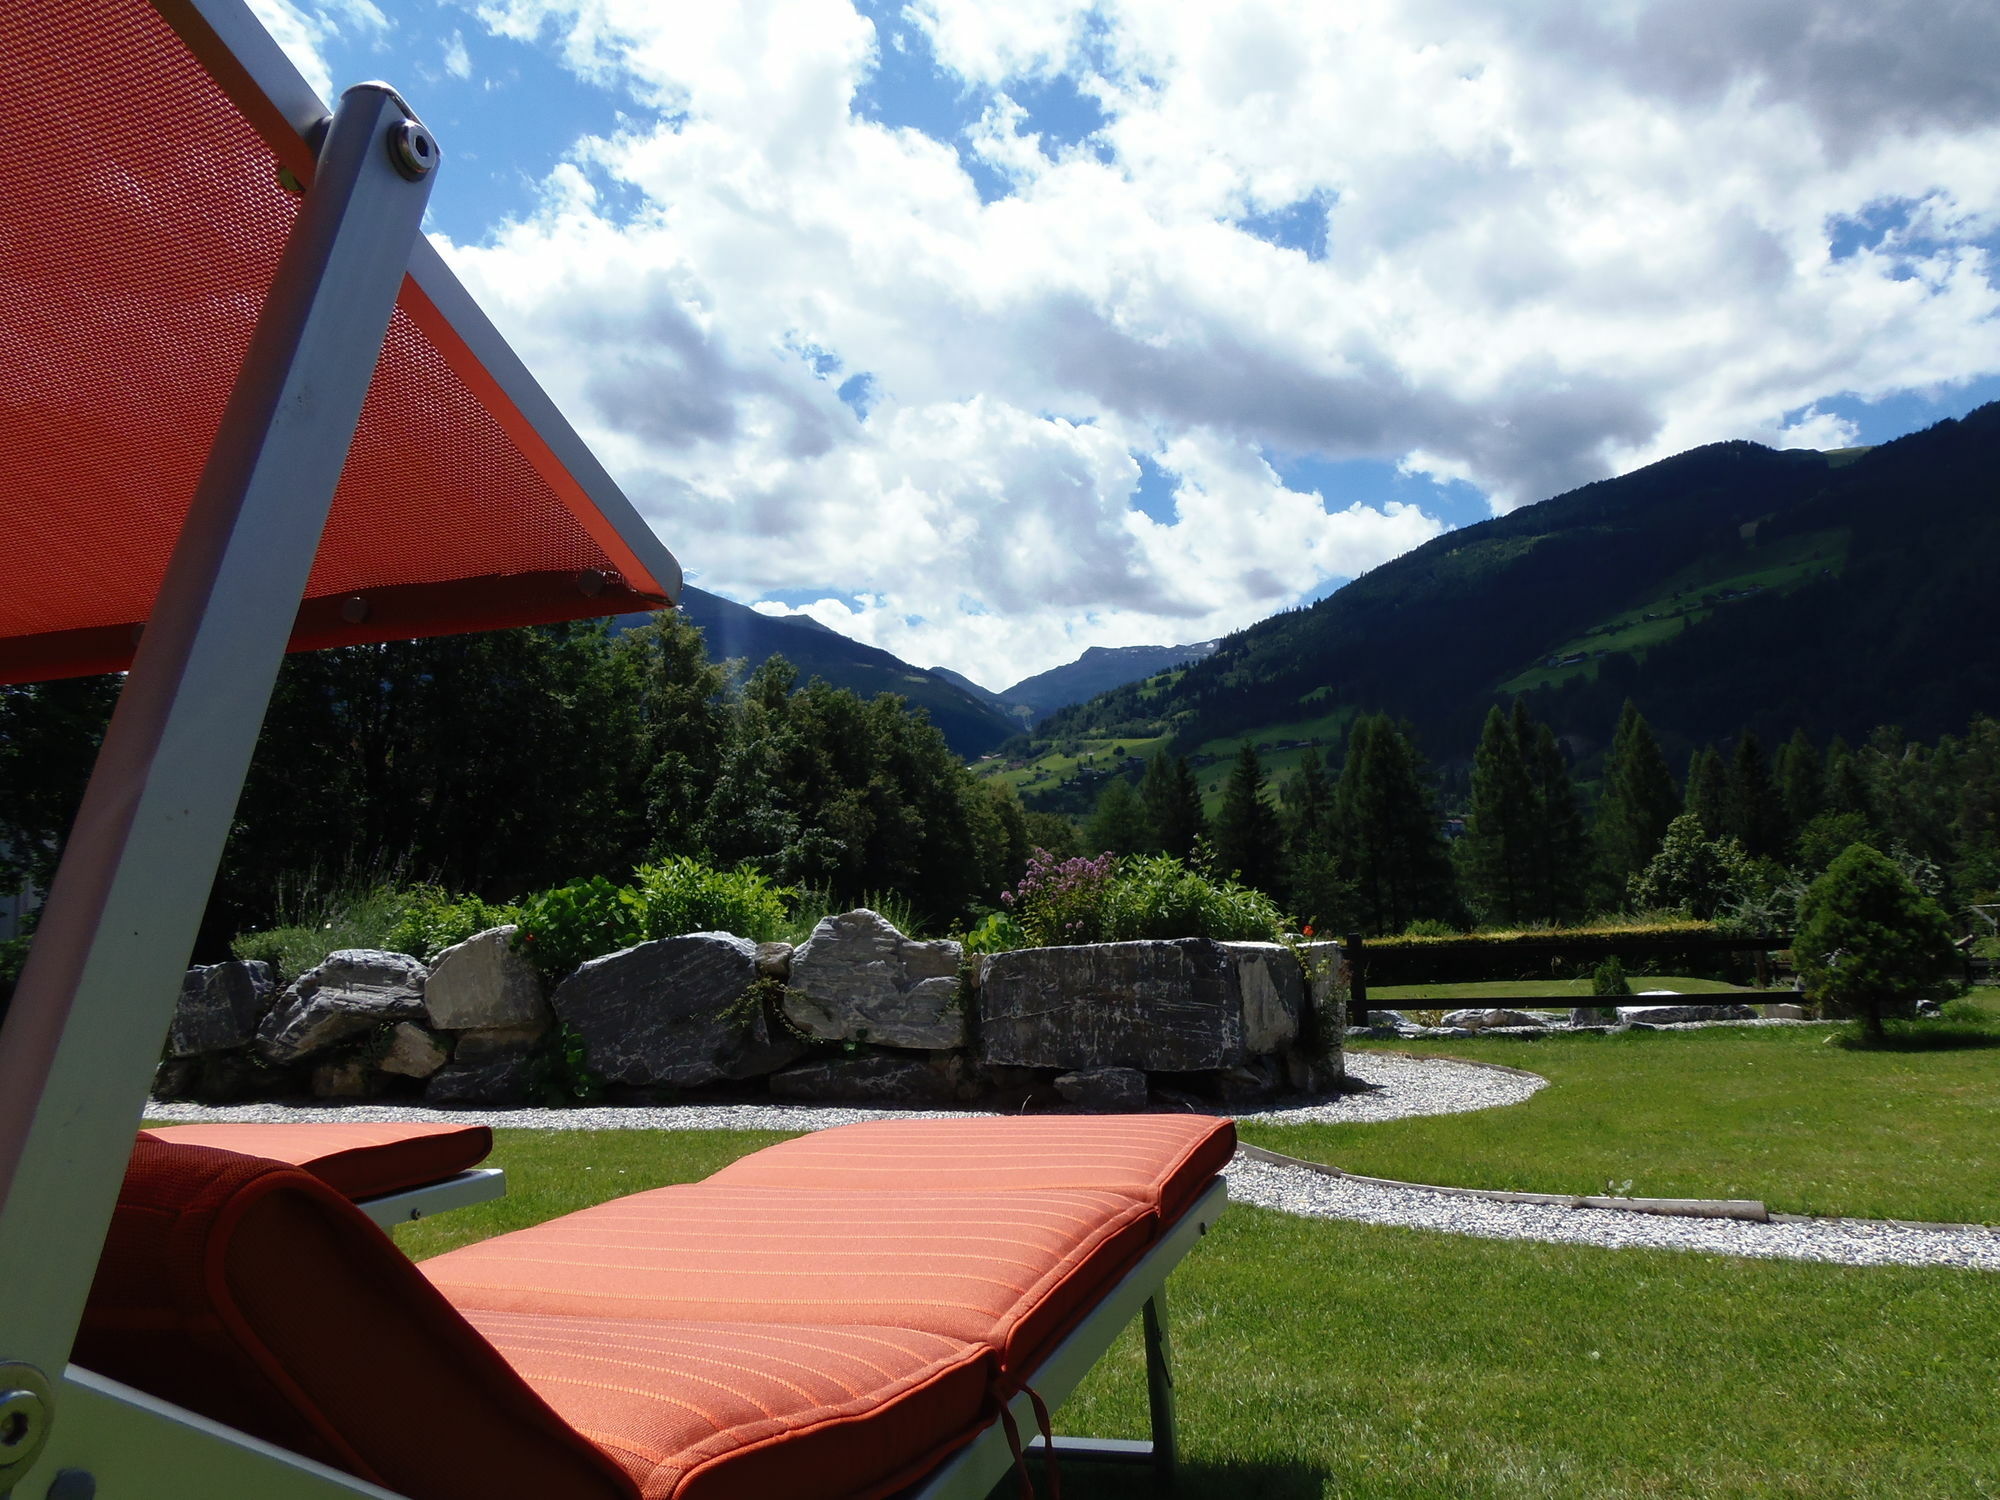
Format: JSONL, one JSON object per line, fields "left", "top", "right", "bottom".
{"left": 1243, "top": 1024, "right": 2000, "bottom": 1223}
{"left": 1371, "top": 975, "right": 1760, "bottom": 1002}
{"left": 397, "top": 1128, "right": 2000, "bottom": 1499}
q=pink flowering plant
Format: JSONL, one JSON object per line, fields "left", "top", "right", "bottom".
{"left": 1002, "top": 848, "right": 1121, "bottom": 947}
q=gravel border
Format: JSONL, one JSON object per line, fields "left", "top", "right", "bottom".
{"left": 1222, "top": 1155, "right": 2000, "bottom": 1272}
{"left": 148, "top": 1051, "right": 1999, "bottom": 1271}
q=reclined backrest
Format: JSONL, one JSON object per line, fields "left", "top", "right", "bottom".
{"left": 138, "top": 1121, "right": 493, "bottom": 1199}
{"left": 77, "top": 1138, "right": 636, "bottom": 1500}
{"left": 705, "top": 1114, "right": 1237, "bottom": 1227}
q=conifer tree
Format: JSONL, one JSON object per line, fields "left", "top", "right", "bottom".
{"left": 1725, "top": 730, "right": 1788, "bottom": 859}
{"left": 1282, "top": 746, "right": 1352, "bottom": 932}
{"left": 1085, "top": 776, "right": 1151, "bottom": 856}
{"left": 1140, "top": 749, "right": 1206, "bottom": 859}
{"left": 1528, "top": 720, "right": 1592, "bottom": 923}
{"left": 1334, "top": 714, "right": 1457, "bottom": 933}
{"left": 1823, "top": 735, "right": 1870, "bottom": 821}
{"left": 1214, "top": 744, "right": 1285, "bottom": 893}
{"left": 1462, "top": 704, "right": 1539, "bottom": 923}
{"left": 1776, "top": 727, "right": 1823, "bottom": 833}
{"left": 1595, "top": 700, "right": 1679, "bottom": 887}
{"left": 1685, "top": 746, "right": 1728, "bottom": 836}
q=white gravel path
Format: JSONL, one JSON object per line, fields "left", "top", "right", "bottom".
{"left": 148, "top": 1051, "right": 2000, "bottom": 1271}
{"left": 1222, "top": 1156, "right": 2000, "bottom": 1272}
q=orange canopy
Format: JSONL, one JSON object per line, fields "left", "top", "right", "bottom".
{"left": 0, "top": 0, "right": 681, "bottom": 686}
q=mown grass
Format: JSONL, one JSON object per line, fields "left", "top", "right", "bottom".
{"left": 396, "top": 1128, "right": 2000, "bottom": 1499}
{"left": 1243, "top": 1023, "right": 2000, "bottom": 1223}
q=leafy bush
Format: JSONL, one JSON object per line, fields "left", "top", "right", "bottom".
{"left": 1795, "top": 842, "right": 1958, "bottom": 1040}
{"left": 963, "top": 911, "right": 1027, "bottom": 954}
{"left": 230, "top": 882, "right": 419, "bottom": 984}
{"left": 1627, "top": 813, "right": 1756, "bottom": 920}
{"left": 513, "top": 876, "right": 645, "bottom": 983}
{"left": 383, "top": 886, "right": 518, "bottom": 964}
{"left": 1105, "top": 854, "right": 1286, "bottom": 942}
{"left": 632, "top": 857, "right": 794, "bottom": 943}
{"left": 525, "top": 1021, "right": 607, "bottom": 1106}
{"left": 1002, "top": 849, "right": 1120, "bottom": 946}
{"left": 1402, "top": 918, "right": 1459, "bottom": 939}
{"left": 1591, "top": 956, "right": 1633, "bottom": 997}
{"left": 1001, "top": 849, "right": 1285, "bottom": 946}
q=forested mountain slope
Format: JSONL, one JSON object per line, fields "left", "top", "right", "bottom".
{"left": 1042, "top": 403, "right": 2000, "bottom": 773}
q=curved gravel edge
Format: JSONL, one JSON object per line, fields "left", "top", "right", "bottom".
{"left": 1222, "top": 1156, "right": 2000, "bottom": 1272}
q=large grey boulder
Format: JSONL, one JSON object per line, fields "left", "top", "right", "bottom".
{"left": 256, "top": 950, "right": 427, "bottom": 1064}
{"left": 1616, "top": 1002, "right": 1757, "bottom": 1025}
{"left": 768, "top": 1053, "right": 966, "bottom": 1105}
{"left": 782, "top": 910, "right": 965, "bottom": 1050}
{"left": 1054, "top": 1067, "right": 1149, "bottom": 1111}
{"left": 423, "top": 926, "right": 549, "bottom": 1032}
{"left": 552, "top": 933, "right": 802, "bottom": 1087}
{"left": 981, "top": 939, "right": 1242, "bottom": 1071}
{"left": 169, "top": 960, "right": 276, "bottom": 1057}
{"left": 1218, "top": 943, "right": 1304, "bottom": 1053}
{"left": 453, "top": 1024, "right": 546, "bottom": 1067}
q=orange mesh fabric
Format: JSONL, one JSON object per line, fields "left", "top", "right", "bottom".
{"left": 139, "top": 1121, "right": 492, "bottom": 1199}
{"left": 706, "top": 1115, "right": 1237, "bottom": 1228}
{"left": 0, "top": 0, "right": 668, "bottom": 684}
{"left": 466, "top": 1313, "right": 994, "bottom": 1500}
{"left": 77, "top": 1139, "right": 636, "bottom": 1499}
{"left": 423, "top": 1182, "right": 1153, "bottom": 1380}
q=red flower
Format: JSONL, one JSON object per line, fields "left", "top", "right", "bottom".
{"left": 1301, "top": 924, "right": 1315, "bottom": 937}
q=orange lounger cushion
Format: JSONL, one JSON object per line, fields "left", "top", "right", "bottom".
{"left": 465, "top": 1313, "right": 993, "bottom": 1500}
{"left": 706, "top": 1115, "right": 1237, "bottom": 1227}
{"left": 423, "top": 1182, "right": 1153, "bottom": 1381}
{"left": 80, "top": 1139, "right": 634, "bottom": 1499}
{"left": 138, "top": 1121, "right": 493, "bottom": 1199}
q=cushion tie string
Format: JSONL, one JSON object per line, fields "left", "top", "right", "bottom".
{"left": 1026, "top": 1384, "right": 1062, "bottom": 1499}
{"left": 998, "top": 1402, "right": 1034, "bottom": 1500}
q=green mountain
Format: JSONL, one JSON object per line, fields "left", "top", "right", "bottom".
{"left": 999, "top": 641, "right": 1219, "bottom": 723}
{"left": 619, "top": 587, "right": 1018, "bottom": 757}
{"left": 1012, "top": 403, "right": 2000, "bottom": 797}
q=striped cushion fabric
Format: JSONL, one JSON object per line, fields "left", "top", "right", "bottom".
{"left": 705, "top": 1115, "right": 1236, "bottom": 1227}
{"left": 139, "top": 1121, "right": 492, "bottom": 1200}
{"left": 79, "top": 1140, "right": 635, "bottom": 1499}
{"left": 464, "top": 1313, "right": 993, "bottom": 1500}
{"left": 423, "top": 1182, "right": 1153, "bottom": 1379}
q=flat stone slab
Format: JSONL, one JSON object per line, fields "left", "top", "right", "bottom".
{"left": 257, "top": 950, "right": 428, "bottom": 1064}
{"left": 782, "top": 910, "right": 965, "bottom": 1050}
{"left": 553, "top": 933, "right": 802, "bottom": 1087}
{"left": 980, "top": 938, "right": 1242, "bottom": 1071}
{"left": 1617, "top": 1002, "right": 1758, "bottom": 1024}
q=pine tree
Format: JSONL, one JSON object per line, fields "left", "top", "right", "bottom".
{"left": 1775, "top": 727, "right": 1823, "bottom": 834}
{"left": 1595, "top": 700, "right": 1679, "bottom": 887}
{"left": 1462, "top": 705, "right": 1539, "bottom": 923}
{"left": 1795, "top": 843, "right": 1956, "bottom": 1039}
{"left": 1725, "top": 730, "right": 1788, "bottom": 860}
{"left": 1085, "top": 776, "right": 1151, "bottom": 856}
{"left": 1213, "top": 744, "right": 1285, "bottom": 893}
{"left": 1823, "top": 735, "right": 1870, "bottom": 821}
{"left": 1685, "top": 746, "right": 1728, "bottom": 837}
{"left": 1528, "top": 720, "right": 1592, "bottom": 923}
{"left": 1140, "top": 749, "right": 1206, "bottom": 859}
{"left": 1333, "top": 714, "right": 1457, "bottom": 933}
{"left": 1282, "top": 746, "right": 1352, "bottom": 932}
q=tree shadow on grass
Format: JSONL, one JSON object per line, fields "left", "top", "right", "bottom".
{"left": 991, "top": 1456, "right": 1331, "bottom": 1499}
{"left": 1831, "top": 1022, "right": 2000, "bottom": 1052}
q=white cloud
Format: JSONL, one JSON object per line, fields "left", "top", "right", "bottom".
{"left": 247, "top": 0, "right": 387, "bottom": 101}
{"left": 410, "top": 0, "right": 2000, "bottom": 679}
{"left": 442, "top": 30, "right": 473, "bottom": 80}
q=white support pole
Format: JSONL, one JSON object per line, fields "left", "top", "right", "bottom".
{"left": 0, "top": 81, "right": 436, "bottom": 1485}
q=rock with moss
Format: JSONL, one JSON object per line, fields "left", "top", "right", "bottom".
{"left": 552, "top": 933, "right": 801, "bottom": 1087}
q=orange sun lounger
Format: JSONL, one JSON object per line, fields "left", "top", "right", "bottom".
{"left": 0, "top": 1, "right": 1228, "bottom": 1495}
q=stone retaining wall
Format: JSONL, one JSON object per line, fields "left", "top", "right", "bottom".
{"left": 154, "top": 911, "right": 1344, "bottom": 1112}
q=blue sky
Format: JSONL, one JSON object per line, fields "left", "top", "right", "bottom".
{"left": 264, "top": 0, "right": 2000, "bottom": 688}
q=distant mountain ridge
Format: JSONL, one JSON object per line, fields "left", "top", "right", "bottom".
{"left": 1030, "top": 402, "right": 2000, "bottom": 778}
{"left": 617, "top": 587, "right": 1019, "bottom": 757}
{"left": 997, "top": 641, "right": 1219, "bottom": 723}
